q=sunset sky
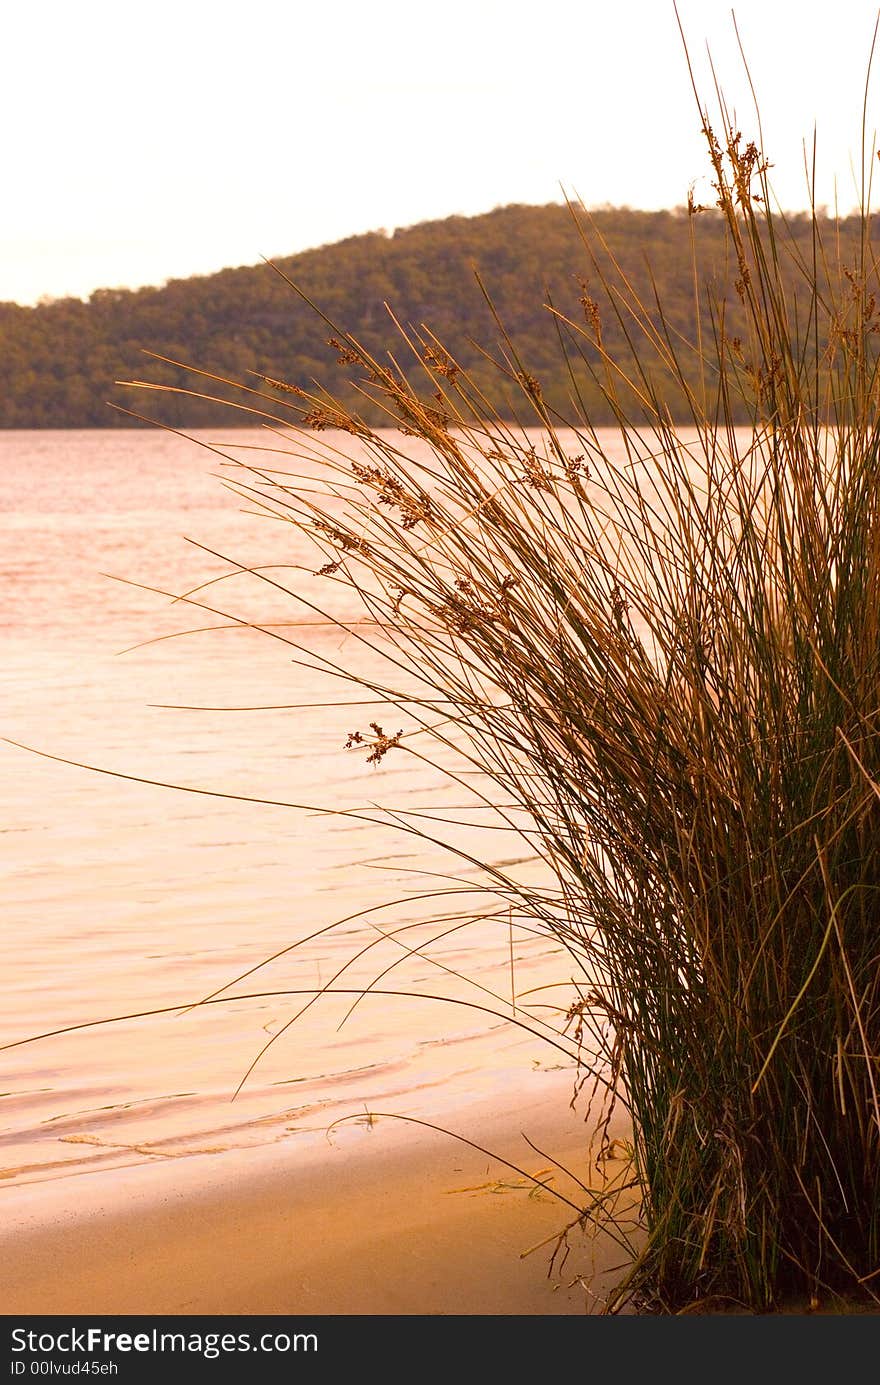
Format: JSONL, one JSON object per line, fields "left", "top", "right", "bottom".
{"left": 6, "top": 0, "right": 880, "bottom": 305}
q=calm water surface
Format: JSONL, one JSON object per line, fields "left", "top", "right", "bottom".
{"left": 2, "top": 428, "right": 580, "bottom": 1190}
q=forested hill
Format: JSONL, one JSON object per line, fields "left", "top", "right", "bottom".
{"left": 0, "top": 203, "right": 866, "bottom": 428}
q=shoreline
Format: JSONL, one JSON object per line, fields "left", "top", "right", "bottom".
{"left": 1, "top": 1070, "right": 635, "bottom": 1316}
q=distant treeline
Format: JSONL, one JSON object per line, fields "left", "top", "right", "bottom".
{"left": 1, "top": 203, "right": 874, "bottom": 428}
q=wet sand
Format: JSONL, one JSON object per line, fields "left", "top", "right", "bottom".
{"left": 1, "top": 1072, "right": 634, "bottom": 1316}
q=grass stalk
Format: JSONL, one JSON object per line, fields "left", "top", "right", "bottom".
{"left": 108, "top": 48, "right": 880, "bottom": 1313}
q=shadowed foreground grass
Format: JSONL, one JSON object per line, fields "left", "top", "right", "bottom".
{"left": 119, "top": 42, "right": 880, "bottom": 1313}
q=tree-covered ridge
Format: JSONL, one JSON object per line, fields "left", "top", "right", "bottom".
{"left": 1, "top": 203, "right": 872, "bottom": 427}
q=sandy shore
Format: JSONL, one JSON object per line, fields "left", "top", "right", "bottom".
{"left": 1, "top": 1072, "right": 634, "bottom": 1316}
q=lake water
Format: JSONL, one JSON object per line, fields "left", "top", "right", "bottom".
{"left": 1, "top": 427, "right": 582, "bottom": 1191}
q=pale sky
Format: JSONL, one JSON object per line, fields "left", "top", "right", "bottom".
{"left": 5, "top": 0, "right": 880, "bottom": 305}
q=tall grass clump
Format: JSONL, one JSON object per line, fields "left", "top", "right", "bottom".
{"left": 124, "top": 57, "right": 880, "bottom": 1312}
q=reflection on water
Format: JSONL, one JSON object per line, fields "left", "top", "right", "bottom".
{"left": 1, "top": 428, "right": 577, "bottom": 1189}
